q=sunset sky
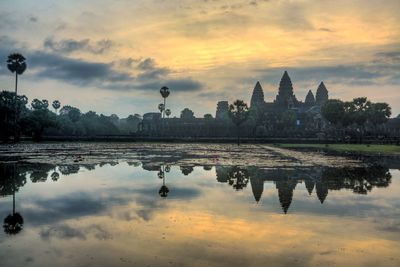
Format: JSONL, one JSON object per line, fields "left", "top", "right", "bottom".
{"left": 0, "top": 0, "right": 399, "bottom": 117}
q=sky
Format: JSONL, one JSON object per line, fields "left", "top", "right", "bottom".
{"left": 0, "top": 0, "right": 399, "bottom": 118}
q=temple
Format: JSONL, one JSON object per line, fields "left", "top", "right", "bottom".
{"left": 248, "top": 70, "right": 328, "bottom": 114}
{"left": 139, "top": 70, "right": 399, "bottom": 138}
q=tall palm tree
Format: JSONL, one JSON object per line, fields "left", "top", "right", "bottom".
{"left": 7, "top": 53, "right": 27, "bottom": 141}
{"left": 160, "top": 86, "right": 170, "bottom": 119}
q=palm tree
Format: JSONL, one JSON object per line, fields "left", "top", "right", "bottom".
{"left": 7, "top": 53, "right": 27, "bottom": 141}
{"left": 160, "top": 86, "right": 170, "bottom": 118}
{"left": 52, "top": 100, "right": 61, "bottom": 114}
{"left": 228, "top": 100, "right": 249, "bottom": 145}
{"left": 158, "top": 103, "right": 165, "bottom": 114}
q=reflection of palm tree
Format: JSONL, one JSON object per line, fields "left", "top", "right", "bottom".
{"left": 3, "top": 212, "right": 24, "bottom": 235}
{"left": 158, "top": 165, "right": 170, "bottom": 198}
{"left": 159, "top": 185, "right": 169, "bottom": 198}
{"left": 165, "top": 165, "right": 171, "bottom": 173}
{"left": 3, "top": 164, "right": 24, "bottom": 235}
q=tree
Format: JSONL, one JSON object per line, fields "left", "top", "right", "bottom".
{"left": 229, "top": 100, "right": 249, "bottom": 145}
{"left": 227, "top": 167, "right": 250, "bottom": 191}
{"left": 160, "top": 86, "right": 170, "bottom": 119}
{"left": 165, "top": 109, "right": 171, "bottom": 118}
{"left": 59, "top": 105, "right": 81, "bottom": 122}
{"left": 0, "top": 91, "right": 28, "bottom": 142}
{"left": 22, "top": 99, "right": 57, "bottom": 141}
{"left": 368, "top": 102, "right": 391, "bottom": 133}
{"left": 352, "top": 97, "right": 371, "bottom": 128}
{"left": 52, "top": 100, "right": 61, "bottom": 114}
{"left": 203, "top": 113, "right": 213, "bottom": 120}
{"left": 321, "top": 99, "right": 345, "bottom": 127}
{"left": 180, "top": 108, "right": 195, "bottom": 119}
{"left": 7, "top": 53, "right": 27, "bottom": 142}
{"left": 342, "top": 101, "right": 355, "bottom": 128}
{"left": 125, "top": 114, "right": 142, "bottom": 133}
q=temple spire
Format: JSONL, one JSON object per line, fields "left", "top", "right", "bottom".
{"left": 305, "top": 90, "right": 315, "bottom": 106}
{"left": 316, "top": 82, "right": 328, "bottom": 105}
{"left": 250, "top": 81, "right": 265, "bottom": 108}
{"left": 275, "top": 71, "right": 297, "bottom": 108}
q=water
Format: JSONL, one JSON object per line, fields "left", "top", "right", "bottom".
{"left": 0, "top": 144, "right": 399, "bottom": 267}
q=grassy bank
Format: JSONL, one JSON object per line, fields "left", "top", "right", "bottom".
{"left": 275, "top": 143, "right": 400, "bottom": 154}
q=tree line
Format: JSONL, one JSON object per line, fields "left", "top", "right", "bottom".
{"left": 0, "top": 91, "right": 141, "bottom": 142}
{"left": 321, "top": 97, "right": 392, "bottom": 140}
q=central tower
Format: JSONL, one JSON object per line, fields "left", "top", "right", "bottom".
{"left": 275, "top": 71, "right": 298, "bottom": 108}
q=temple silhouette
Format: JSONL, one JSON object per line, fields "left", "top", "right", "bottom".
{"left": 140, "top": 71, "right": 330, "bottom": 137}
{"left": 250, "top": 71, "right": 328, "bottom": 111}
{"left": 215, "top": 165, "right": 392, "bottom": 214}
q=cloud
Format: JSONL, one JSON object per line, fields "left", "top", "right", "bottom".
{"left": 29, "top": 51, "right": 131, "bottom": 84}
{"left": 318, "top": 27, "right": 334, "bottom": 32}
{"left": 44, "top": 37, "right": 113, "bottom": 54}
{"left": 0, "top": 36, "right": 203, "bottom": 92}
{"left": 29, "top": 16, "right": 38, "bottom": 23}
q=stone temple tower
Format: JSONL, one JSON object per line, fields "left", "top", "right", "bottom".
{"left": 275, "top": 71, "right": 298, "bottom": 108}
{"left": 305, "top": 90, "right": 316, "bottom": 107}
{"left": 315, "top": 82, "right": 328, "bottom": 106}
{"left": 216, "top": 101, "right": 229, "bottom": 119}
{"left": 250, "top": 81, "right": 265, "bottom": 108}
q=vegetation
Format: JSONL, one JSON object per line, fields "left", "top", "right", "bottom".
{"left": 276, "top": 143, "right": 400, "bottom": 154}
{"left": 7, "top": 53, "right": 27, "bottom": 141}
{"left": 181, "top": 108, "right": 195, "bottom": 119}
{"left": 322, "top": 98, "right": 392, "bottom": 141}
{"left": 229, "top": 100, "right": 249, "bottom": 145}
{"left": 0, "top": 90, "right": 142, "bottom": 142}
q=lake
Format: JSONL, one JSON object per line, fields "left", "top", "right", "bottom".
{"left": 0, "top": 143, "right": 399, "bottom": 267}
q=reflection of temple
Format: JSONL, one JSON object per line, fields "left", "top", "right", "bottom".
{"left": 216, "top": 165, "right": 392, "bottom": 213}
{"left": 0, "top": 161, "right": 395, "bottom": 216}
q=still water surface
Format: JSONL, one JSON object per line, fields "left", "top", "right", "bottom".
{"left": 1, "top": 158, "right": 400, "bottom": 267}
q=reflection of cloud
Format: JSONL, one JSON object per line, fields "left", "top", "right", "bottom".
{"left": 41, "top": 224, "right": 86, "bottom": 240}
{"left": 40, "top": 223, "right": 112, "bottom": 241}
{"left": 17, "top": 185, "right": 201, "bottom": 226}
